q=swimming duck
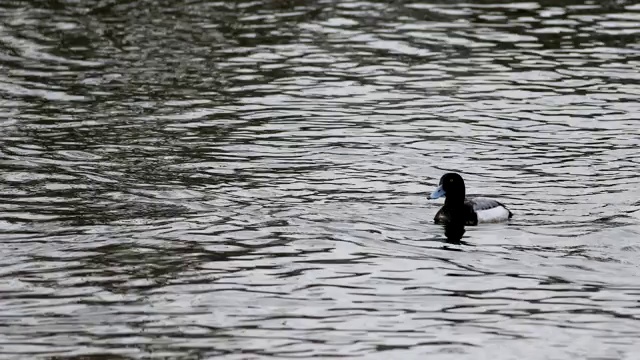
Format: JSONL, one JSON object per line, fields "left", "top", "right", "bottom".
{"left": 429, "top": 173, "right": 512, "bottom": 225}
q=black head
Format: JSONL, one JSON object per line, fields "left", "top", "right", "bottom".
{"left": 429, "top": 173, "right": 466, "bottom": 202}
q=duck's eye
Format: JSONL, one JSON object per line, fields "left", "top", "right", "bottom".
{"left": 449, "top": 178, "right": 453, "bottom": 182}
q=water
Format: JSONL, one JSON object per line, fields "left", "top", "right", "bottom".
{"left": 1, "top": 0, "right": 640, "bottom": 358}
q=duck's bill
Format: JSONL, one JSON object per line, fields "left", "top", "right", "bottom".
{"left": 429, "top": 185, "right": 446, "bottom": 199}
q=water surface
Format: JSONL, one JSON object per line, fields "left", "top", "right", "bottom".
{"left": 1, "top": 0, "right": 640, "bottom": 358}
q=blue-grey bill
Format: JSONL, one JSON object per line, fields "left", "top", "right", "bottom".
{"left": 429, "top": 185, "right": 446, "bottom": 199}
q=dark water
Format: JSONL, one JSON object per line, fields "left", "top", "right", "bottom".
{"left": 1, "top": 0, "right": 640, "bottom": 358}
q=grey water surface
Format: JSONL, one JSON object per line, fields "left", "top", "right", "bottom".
{"left": 1, "top": 0, "right": 640, "bottom": 359}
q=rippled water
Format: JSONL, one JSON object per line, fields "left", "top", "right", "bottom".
{"left": 1, "top": 0, "right": 640, "bottom": 358}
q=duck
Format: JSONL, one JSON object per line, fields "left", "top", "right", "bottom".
{"left": 429, "top": 173, "right": 512, "bottom": 226}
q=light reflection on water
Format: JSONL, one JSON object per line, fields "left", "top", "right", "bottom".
{"left": 1, "top": 0, "right": 640, "bottom": 358}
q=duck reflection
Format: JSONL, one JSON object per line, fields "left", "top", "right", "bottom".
{"left": 444, "top": 223, "right": 466, "bottom": 243}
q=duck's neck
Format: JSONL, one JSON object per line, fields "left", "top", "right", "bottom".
{"left": 444, "top": 192, "right": 465, "bottom": 207}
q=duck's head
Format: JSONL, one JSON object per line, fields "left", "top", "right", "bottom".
{"left": 429, "top": 173, "right": 465, "bottom": 200}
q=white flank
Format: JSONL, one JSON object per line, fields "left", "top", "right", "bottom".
{"left": 476, "top": 206, "right": 511, "bottom": 223}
